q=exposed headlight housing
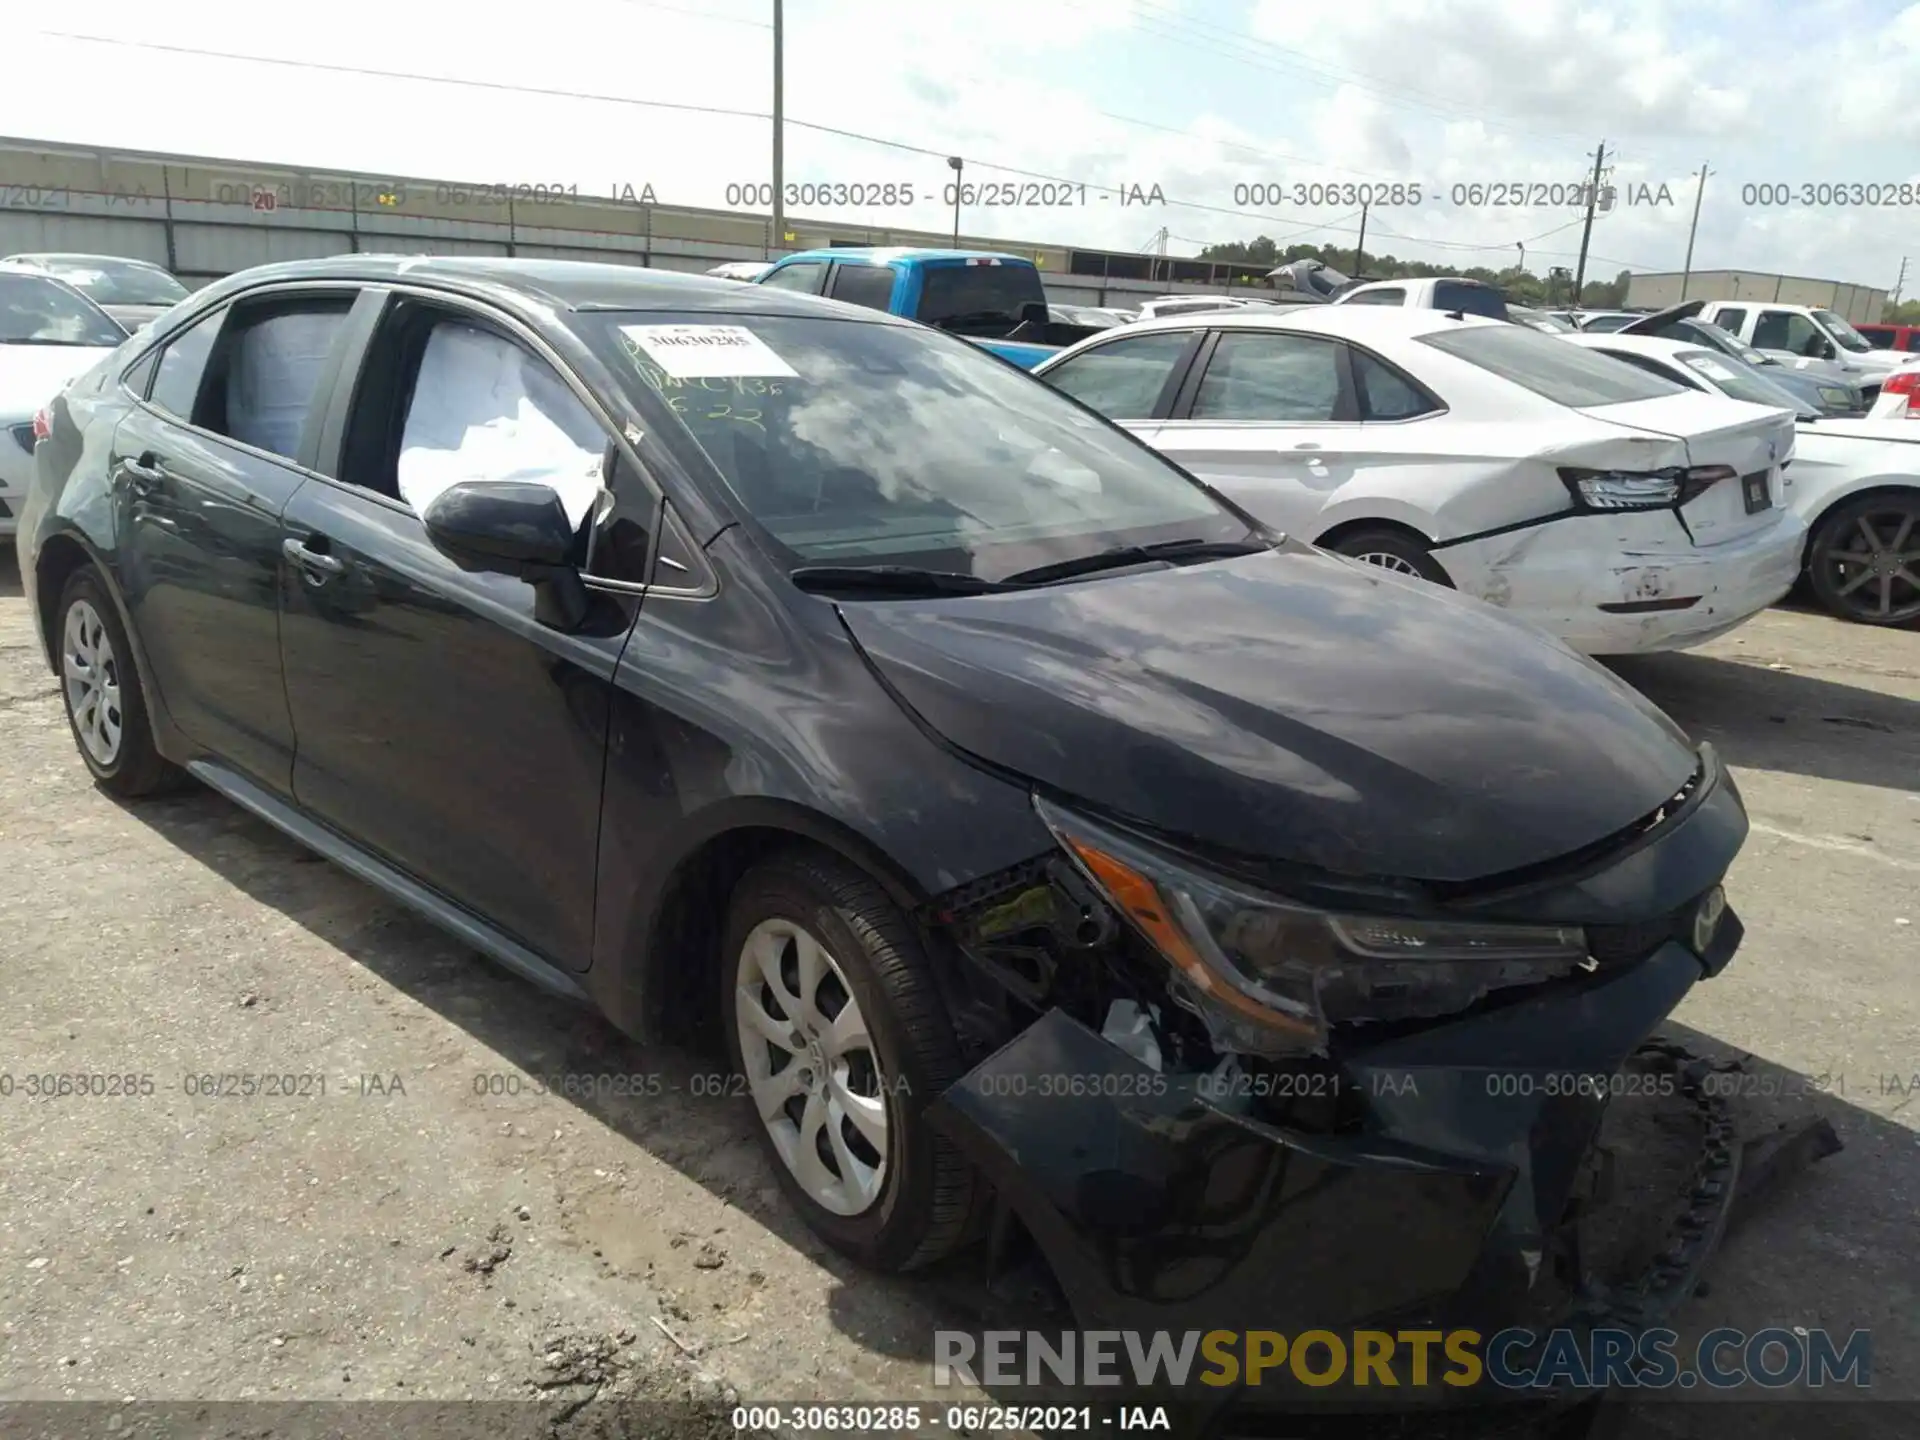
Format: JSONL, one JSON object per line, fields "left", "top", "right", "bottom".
{"left": 1558, "top": 464, "right": 1735, "bottom": 512}
{"left": 1816, "top": 386, "right": 1854, "bottom": 408}
{"left": 1034, "top": 795, "right": 1590, "bottom": 1058}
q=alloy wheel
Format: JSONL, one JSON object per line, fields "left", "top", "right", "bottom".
{"left": 1818, "top": 508, "right": 1920, "bottom": 623}
{"left": 1351, "top": 551, "right": 1423, "bottom": 577}
{"left": 733, "top": 917, "right": 890, "bottom": 1216}
{"left": 62, "top": 599, "right": 124, "bottom": 766}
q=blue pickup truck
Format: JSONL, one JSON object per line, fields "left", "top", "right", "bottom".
{"left": 752, "top": 247, "right": 1106, "bottom": 368}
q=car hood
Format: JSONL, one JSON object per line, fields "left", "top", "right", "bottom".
{"left": 838, "top": 547, "right": 1700, "bottom": 884}
{"left": 0, "top": 343, "right": 118, "bottom": 416}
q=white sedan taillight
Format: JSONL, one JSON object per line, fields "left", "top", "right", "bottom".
{"left": 31, "top": 407, "right": 50, "bottom": 442}
{"left": 1881, "top": 369, "right": 1920, "bottom": 419}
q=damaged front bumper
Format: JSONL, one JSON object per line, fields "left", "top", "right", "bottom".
{"left": 924, "top": 746, "right": 1799, "bottom": 1408}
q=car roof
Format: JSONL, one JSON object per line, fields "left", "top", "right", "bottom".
{"left": 6, "top": 252, "right": 173, "bottom": 271}
{"left": 774, "top": 246, "right": 1030, "bottom": 266}
{"left": 1080, "top": 303, "right": 1510, "bottom": 344}
{"left": 179, "top": 255, "right": 916, "bottom": 324}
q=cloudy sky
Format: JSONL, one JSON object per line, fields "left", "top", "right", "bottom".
{"left": 6, "top": 0, "right": 1919, "bottom": 290}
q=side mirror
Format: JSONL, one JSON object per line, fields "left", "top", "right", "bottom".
{"left": 422, "top": 480, "right": 588, "bottom": 629}
{"left": 1019, "top": 301, "right": 1050, "bottom": 326}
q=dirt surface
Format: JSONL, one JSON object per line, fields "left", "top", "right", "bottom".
{"left": 2, "top": 555, "right": 1916, "bottom": 1438}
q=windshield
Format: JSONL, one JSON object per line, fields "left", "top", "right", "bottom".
{"left": 29, "top": 257, "right": 188, "bottom": 307}
{"left": 1679, "top": 321, "right": 1772, "bottom": 367}
{"left": 1675, "top": 351, "right": 1808, "bottom": 412}
{"left": 1814, "top": 310, "right": 1873, "bottom": 353}
{"left": 913, "top": 262, "right": 1048, "bottom": 333}
{"left": 1420, "top": 322, "right": 1685, "bottom": 406}
{"left": 583, "top": 311, "right": 1246, "bottom": 580}
{"left": 0, "top": 271, "right": 127, "bottom": 346}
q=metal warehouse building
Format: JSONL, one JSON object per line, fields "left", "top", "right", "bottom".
{"left": 0, "top": 135, "right": 1274, "bottom": 307}
{"left": 1627, "top": 269, "right": 1889, "bottom": 324}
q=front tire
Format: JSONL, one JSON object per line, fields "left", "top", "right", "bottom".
{"left": 1326, "top": 527, "right": 1454, "bottom": 587}
{"left": 55, "top": 568, "right": 179, "bottom": 796}
{"left": 1806, "top": 493, "right": 1920, "bottom": 626}
{"left": 720, "top": 847, "right": 979, "bottom": 1272}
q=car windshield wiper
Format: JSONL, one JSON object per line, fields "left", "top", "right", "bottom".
{"left": 1000, "top": 536, "right": 1273, "bottom": 587}
{"left": 787, "top": 564, "right": 1015, "bottom": 597}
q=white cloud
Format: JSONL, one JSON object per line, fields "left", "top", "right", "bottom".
{"left": 0, "top": 0, "right": 1911, "bottom": 289}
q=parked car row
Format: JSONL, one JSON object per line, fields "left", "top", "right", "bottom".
{"left": 1033, "top": 304, "right": 1810, "bottom": 650}
{"left": 1565, "top": 331, "right": 1920, "bottom": 625}
{"left": 16, "top": 255, "right": 1768, "bottom": 1353}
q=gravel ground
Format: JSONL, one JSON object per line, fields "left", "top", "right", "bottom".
{"left": 1, "top": 554, "right": 1915, "bottom": 1438}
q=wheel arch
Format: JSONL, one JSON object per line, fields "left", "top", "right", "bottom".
{"left": 32, "top": 526, "right": 180, "bottom": 750}
{"left": 604, "top": 797, "right": 935, "bottom": 1050}
{"left": 1313, "top": 514, "right": 1440, "bottom": 551}
{"left": 32, "top": 529, "right": 103, "bottom": 673}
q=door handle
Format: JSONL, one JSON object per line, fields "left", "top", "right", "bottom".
{"left": 117, "top": 453, "right": 164, "bottom": 494}
{"left": 282, "top": 536, "right": 346, "bottom": 580}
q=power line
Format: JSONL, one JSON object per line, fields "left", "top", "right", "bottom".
{"left": 33, "top": 29, "right": 1659, "bottom": 269}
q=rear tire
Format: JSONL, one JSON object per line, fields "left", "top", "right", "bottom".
{"left": 1326, "top": 527, "right": 1454, "bottom": 587}
{"left": 55, "top": 568, "right": 180, "bottom": 797}
{"left": 1805, "top": 492, "right": 1920, "bottom": 626}
{"left": 720, "top": 846, "right": 980, "bottom": 1272}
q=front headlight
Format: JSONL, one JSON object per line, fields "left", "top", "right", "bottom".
{"left": 1817, "top": 386, "right": 1853, "bottom": 407}
{"left": 1035, "top": 796, "right": 1589, "bottom": 1057}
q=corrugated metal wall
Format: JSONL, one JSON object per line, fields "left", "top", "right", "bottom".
{"left": 0, "top": 136, "right": 1259, "bottom": 304}
{"left": 1628, "top": 270, "right": 1890, "bottom": 323}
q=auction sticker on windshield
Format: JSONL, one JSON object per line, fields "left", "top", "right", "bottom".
{"left": 619, "top": 324, "right": 797, "bottom": 379}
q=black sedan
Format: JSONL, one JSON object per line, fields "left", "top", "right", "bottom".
{"left": 18, "top": 256, "right": 1751, "bottom": 1376}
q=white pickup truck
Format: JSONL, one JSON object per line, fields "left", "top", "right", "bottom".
{"left": 1697, "top": 301, "right": 1920, "bottom": 404}
{"left": 1332, "top": 275, "right": 1511, "bottom": 319}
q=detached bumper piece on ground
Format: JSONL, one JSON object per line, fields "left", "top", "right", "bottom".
{"left": 923, "top": 747, "right": 1842, "bottom": 1428}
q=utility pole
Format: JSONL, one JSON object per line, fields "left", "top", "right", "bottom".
{"left": 1515, "top": 240, "right": 1525, "bottom": 278}
{"left": 1680, "top": 162, "right": 1711, "bottom": 300}
{"left": 1894, "top": 256, "right": 1909, "bottom": 308}
{"left": 1572, "top": 140, "right": 1608, "bottom": 306}
{"left": 770, "top": 0, "right": 784, "bottom": 258}
{"left": 947, "top": 157, "right": 963, "bottom": 246}
{"left": 1352, "top": 200, "right": 1369, "bottom": 278}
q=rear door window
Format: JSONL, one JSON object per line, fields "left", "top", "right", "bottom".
{"left": 145, "top": 312, "right": 223, "bottom": 419}
{"left": 1432, "top": 281, "right": 1508, "bottom": 319}
{"left": 1351, "top": 348, "right": 1440, "bottom": 419}
{"left": 915, "top": 261, "right": 1047, "bottom": 329}
{"left": 1342, "top": 287, "right": 1404, "bottom": 306}
{"left": 825, "top": 264, "right": 896, "bottom": 312}
{"left": 1041, "top": 331, "right": 1193, "bottom": 420}
{"left": 1710, "top": 307, "right": 1747, "bottom": 336}
{"left": 196, "top": 296, "right": 355, "bottom": 462}
{"left": 1190, "top": 332, "right": 1346, "bottom": 422}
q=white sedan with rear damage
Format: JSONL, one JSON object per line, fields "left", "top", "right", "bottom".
{"left": 1033, "top": 305, "right": 1806, "bottom": 655}
{"left": 1566, "top": 330, "right": 1920, "bottom": 626}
